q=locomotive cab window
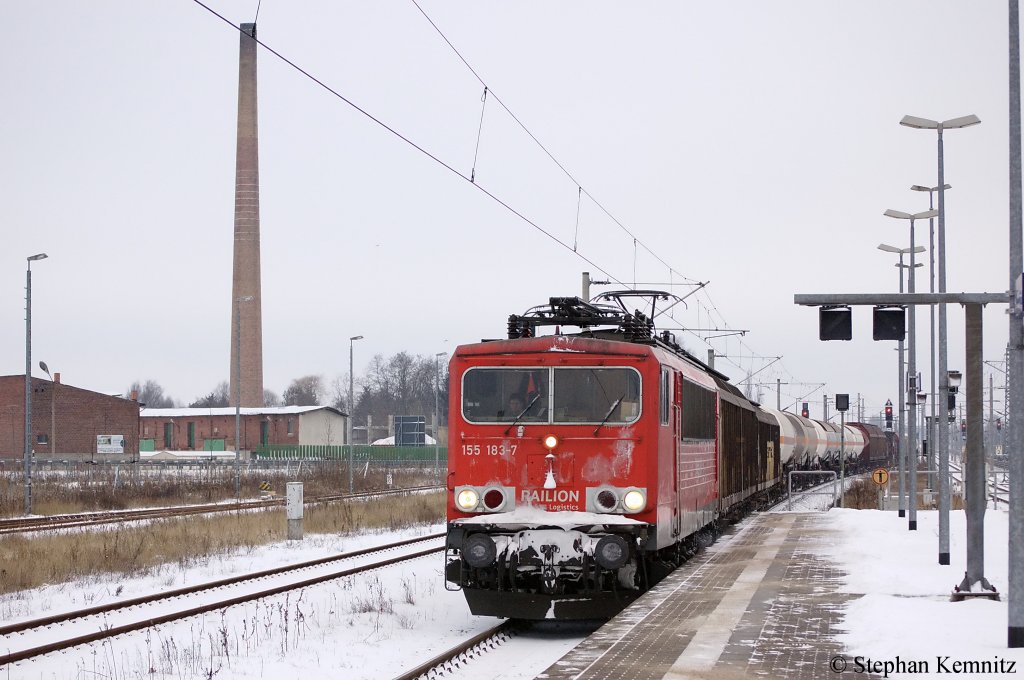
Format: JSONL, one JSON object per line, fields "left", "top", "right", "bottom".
{"left": 552, "top": 367, "right": 641, "bottom": 424}
{"left": 462, "top": 366, "right": 641, "bottom": 425}
{"left": 462, "top": 368, "right": 549, "bottom": 423}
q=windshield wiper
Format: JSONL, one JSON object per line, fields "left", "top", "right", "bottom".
{"left": 504, "top": 393, "right": 541, "bottom": 435}
{"left": 593, "top": 394, "right": 625, "bottom": 436}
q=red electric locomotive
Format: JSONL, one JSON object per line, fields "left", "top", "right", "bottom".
{"left": 444, "top": 293, "right": 781, "bottom": 619}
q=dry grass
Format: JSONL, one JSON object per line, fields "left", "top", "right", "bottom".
{"left": 842, "top": 473, "right": 965, "bottom": 510}
{"left": 0, "top": 491, "right": 444, "bottom": 596}
{"left": 0, "top": 461, "right": 439, "bottom": 517}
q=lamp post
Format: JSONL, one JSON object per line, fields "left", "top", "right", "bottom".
{"left": 348, "top": 335, "right": 363, "bottom": 494}
{"left": 884, "top": 208, "right": 938, "bottom": 531}
{"left": 901, "top": 113, "right": 979, "bottom": 560}
{"left": 39, "top": 361, "right": 55, "bottom": 458}
{"left": 434, "top": 351, "right": 447, "bottom": 484}
{"left": 24, "top": 253, "right": 47, "bottom": 516}
{"left": 235, "top": 294, "right": 254, "bottom": 501}
{"left": 911, "top": 183, "right": 951, "bottom": 496}
{"left": 879, "top": 243, "right": 925, "bottom": 520}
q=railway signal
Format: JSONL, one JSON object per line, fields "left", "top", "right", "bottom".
{"left": 818, "top": 306, "right": 852, "bottom": 341}
{"left": 885, "top": 400, "right": 893, "bottom": 430}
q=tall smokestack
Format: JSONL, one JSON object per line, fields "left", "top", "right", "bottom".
{"left": 229, "top": 22, "right": 264, "bottom": 407}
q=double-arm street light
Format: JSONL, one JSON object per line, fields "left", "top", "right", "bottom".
{"left": 24, "top": 253, "right": 48, "bottom": 516}
{"left": 878, "top": 243, "right": 924, "bottom": 519}
{"left": 884, "top": 208, "right": 938, "bottom": 532}
{"left": 348, "top": 335, "right": 364, "bottom": 494}
{"left": 901, "top": 113, "right": 980, "bottom": 564}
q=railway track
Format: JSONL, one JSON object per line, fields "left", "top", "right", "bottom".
{"left": 0, "top": 532, "right": 445, "bottom": 666}
{"left": 0, "top": 484, "right": 442, "bottom": 535}
{"left": 949, "top": 461, "right": 1008, "bottom": 505}
{"left": 392, "top": 621, "right": 518, "bottom": 680}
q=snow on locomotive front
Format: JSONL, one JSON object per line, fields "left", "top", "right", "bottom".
{"left": 444, "top": 333, "right": 660, "bottom": 620}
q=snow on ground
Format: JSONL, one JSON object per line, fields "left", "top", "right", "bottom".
{"left": 4, "top": 507, "right": 1024, "bottom": 679}
{"left": 817, "top": 507, "right": 1024, "bottom": 678}
{"left": 0, "top": 523, "right": 581, "bottom": 680}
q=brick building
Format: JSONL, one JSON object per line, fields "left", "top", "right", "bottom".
{"left": 139, "top": 405, "right": 348, "bottom": 453}
{"left": 0, "top": 374, "right": 140, "bottom": 460}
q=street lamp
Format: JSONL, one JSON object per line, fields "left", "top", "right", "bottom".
{"left": 24, "top": 253, "right": 47, "bottom": 516}
{"left": 235, "top": 294, "right": 254, "bottom": 501}
{"left": 911, "top": 183, "right": 952, "bottom": 489}
{"left": 348, "top": 335, "right": 363, "bottom": 494}
{"left": 884, "top": 208, "right": 937, "bottom": 532}
{"left": 878, "top": 243, "right": 924, "bottom": 519}
{"left": 901, "top": 113, "right": 979, "bottom": 564}
{"left": 434, "top": 351, "right": 447, "bottom": 484}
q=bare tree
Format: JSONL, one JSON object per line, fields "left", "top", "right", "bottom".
{"left": 283, "top": 375, "right": 324, "bottom": 406}
{"left": 189, "top": 381, "right": 230, "bottom": 408}
{"left": 130, "top": 379, "right": 176, "bottom": 408}
{"left": 329, "top": 374, "right": 349, "bottom": 412}
{"left": 354, "top": 353, "right": 449, "bottom": 427}
{"left": 263, "top": 389, "right": 282, "bottom": 407}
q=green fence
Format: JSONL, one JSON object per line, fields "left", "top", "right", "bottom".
{"left": 252, "top": 444, "right": 447, "bottom": 462}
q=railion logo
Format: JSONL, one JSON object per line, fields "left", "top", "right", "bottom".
{"left": 521, "top": 489, "right": 580, "bottom": 504}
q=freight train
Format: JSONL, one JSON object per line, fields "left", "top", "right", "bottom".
{"left": 444, "top": 292, "right": 894, "bottom": 620}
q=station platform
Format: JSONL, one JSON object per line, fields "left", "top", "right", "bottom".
{"left": 540, "top": 512, "right": 874, "bottom": 680}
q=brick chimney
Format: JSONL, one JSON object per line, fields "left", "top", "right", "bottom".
{"left": 229, "top": 22, "right": 265, "bottom": 407}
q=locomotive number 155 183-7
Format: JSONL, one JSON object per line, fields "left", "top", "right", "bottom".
{"left": 461, "top": 443, "right": 517, "bottom": 456}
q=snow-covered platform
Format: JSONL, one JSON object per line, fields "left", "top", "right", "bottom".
{"left": 538, "top": 512, "right": 863, "bottom": 680}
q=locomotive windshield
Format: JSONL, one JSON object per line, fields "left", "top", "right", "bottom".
{"left": 462, "top": 367, "right": 641, "bottom": 425}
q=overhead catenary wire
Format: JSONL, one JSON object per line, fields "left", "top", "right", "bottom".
{"left": 470, "top": 86, "right": 488, "bottom": 183}
{"left": 404, "top": 5, "right": 814, "bottom": 390}
{"left": 199, "top": 0, "right": 815, "bottom": 396}
{"left": 408, "top": 0, "right": 702, "bottom": 287}
{"left": 189, "top": 0, "right": 623, "bottom": 286}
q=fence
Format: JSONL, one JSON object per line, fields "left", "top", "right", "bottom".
{"left": 253, "top": 444, "right": 447, "bottom": 464}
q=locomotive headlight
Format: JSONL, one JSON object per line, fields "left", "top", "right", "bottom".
{"left": 456, "top": 488, "right": 480, "bottom": 512}
{"left": 542, "top": 434, "right": 559, "bottom": 450}
{"left": 622, "top": 489, "right": 646, "bottom": 513}
{"left": 595, "top": 489, "right": 618, "bottom": 512}
{"left": 482, "top": 487, "right": 507, "bottom": 511}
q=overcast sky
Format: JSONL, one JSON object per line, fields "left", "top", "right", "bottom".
{"left": 1, "top": 2, "right": 1016, "bottom": 419}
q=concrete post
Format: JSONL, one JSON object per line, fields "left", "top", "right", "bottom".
{"left": 958, "top": 304, "right": 994, "bottom": 594}
{"left": 287, "top": 482, "right": 303, "bottom": 540}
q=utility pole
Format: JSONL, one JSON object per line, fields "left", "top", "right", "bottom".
{"left": 1009, "top": 0, "right": 1024, "bottom": 648}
